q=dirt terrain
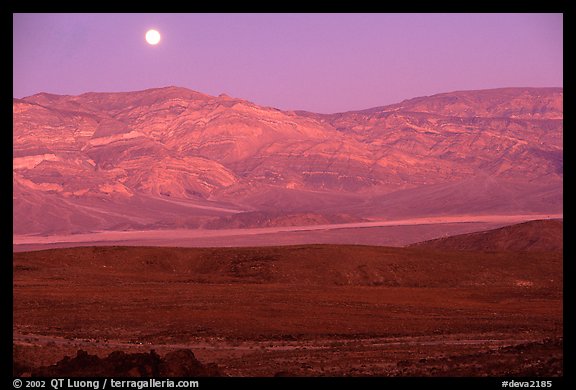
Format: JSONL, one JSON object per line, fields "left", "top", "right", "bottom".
{"left": 13, "top": 231, "right": 562, "bottom": 377}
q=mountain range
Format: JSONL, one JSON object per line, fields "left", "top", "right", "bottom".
{"left": 13, "top": 86, "right": 563, "bottom": 235}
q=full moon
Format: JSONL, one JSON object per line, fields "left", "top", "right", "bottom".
{"left": 145, "top": 29, "right": 161, "bottom": 45}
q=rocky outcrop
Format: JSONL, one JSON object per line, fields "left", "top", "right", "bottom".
{"left": 30, "top": 349, "right": 223, "bottom": 377}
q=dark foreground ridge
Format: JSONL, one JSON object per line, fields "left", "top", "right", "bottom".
{"left": 409, "top": 219, "right": 563, "bottom": 252}
{"left": 20, "top": 349, "right": 222, "bottom": 377}
{"left": 16, "top": 339, "right": 562, "bottom": 377}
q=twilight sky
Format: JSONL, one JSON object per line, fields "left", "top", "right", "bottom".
{"left": 13, "top": 13, "right": 563, "bottom": 113}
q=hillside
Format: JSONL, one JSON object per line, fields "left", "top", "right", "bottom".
{"left": 409, "top": 219, "right": 563, "bottom": 252}
{"left": 13, "top": 243, "right": 562, "bottom": 289}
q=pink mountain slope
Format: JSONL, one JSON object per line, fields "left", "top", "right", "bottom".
{"left": 13, "top": 87, "right": 562, "bottom": 235}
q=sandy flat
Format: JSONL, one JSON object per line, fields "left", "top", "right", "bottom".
{"left": 13, "top": 213, "right": 562, "bottom": 251}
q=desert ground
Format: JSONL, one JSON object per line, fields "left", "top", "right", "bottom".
{"left": 13, "top": 222, "right": 563, "bottom": 377}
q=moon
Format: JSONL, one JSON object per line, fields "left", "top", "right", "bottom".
{"left": 145, "top": 29, "right": 161, "bottom": 45}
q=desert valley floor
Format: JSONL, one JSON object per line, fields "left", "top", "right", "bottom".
{"left": 13, "top": 219, "right": 563, "bottom": 377}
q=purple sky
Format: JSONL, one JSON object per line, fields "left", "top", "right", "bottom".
{"left": 13, "top": 13, "right": 563, "bottom": 114}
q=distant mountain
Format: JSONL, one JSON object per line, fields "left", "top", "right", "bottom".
{"left": 13, "top": 86, "right": 562, "bottom": 235}
{"left": 360, "top": 87, "right": 563, "bottom": 119}
{"left": 409, "top": 219, "right": 563, "bottom": 252}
